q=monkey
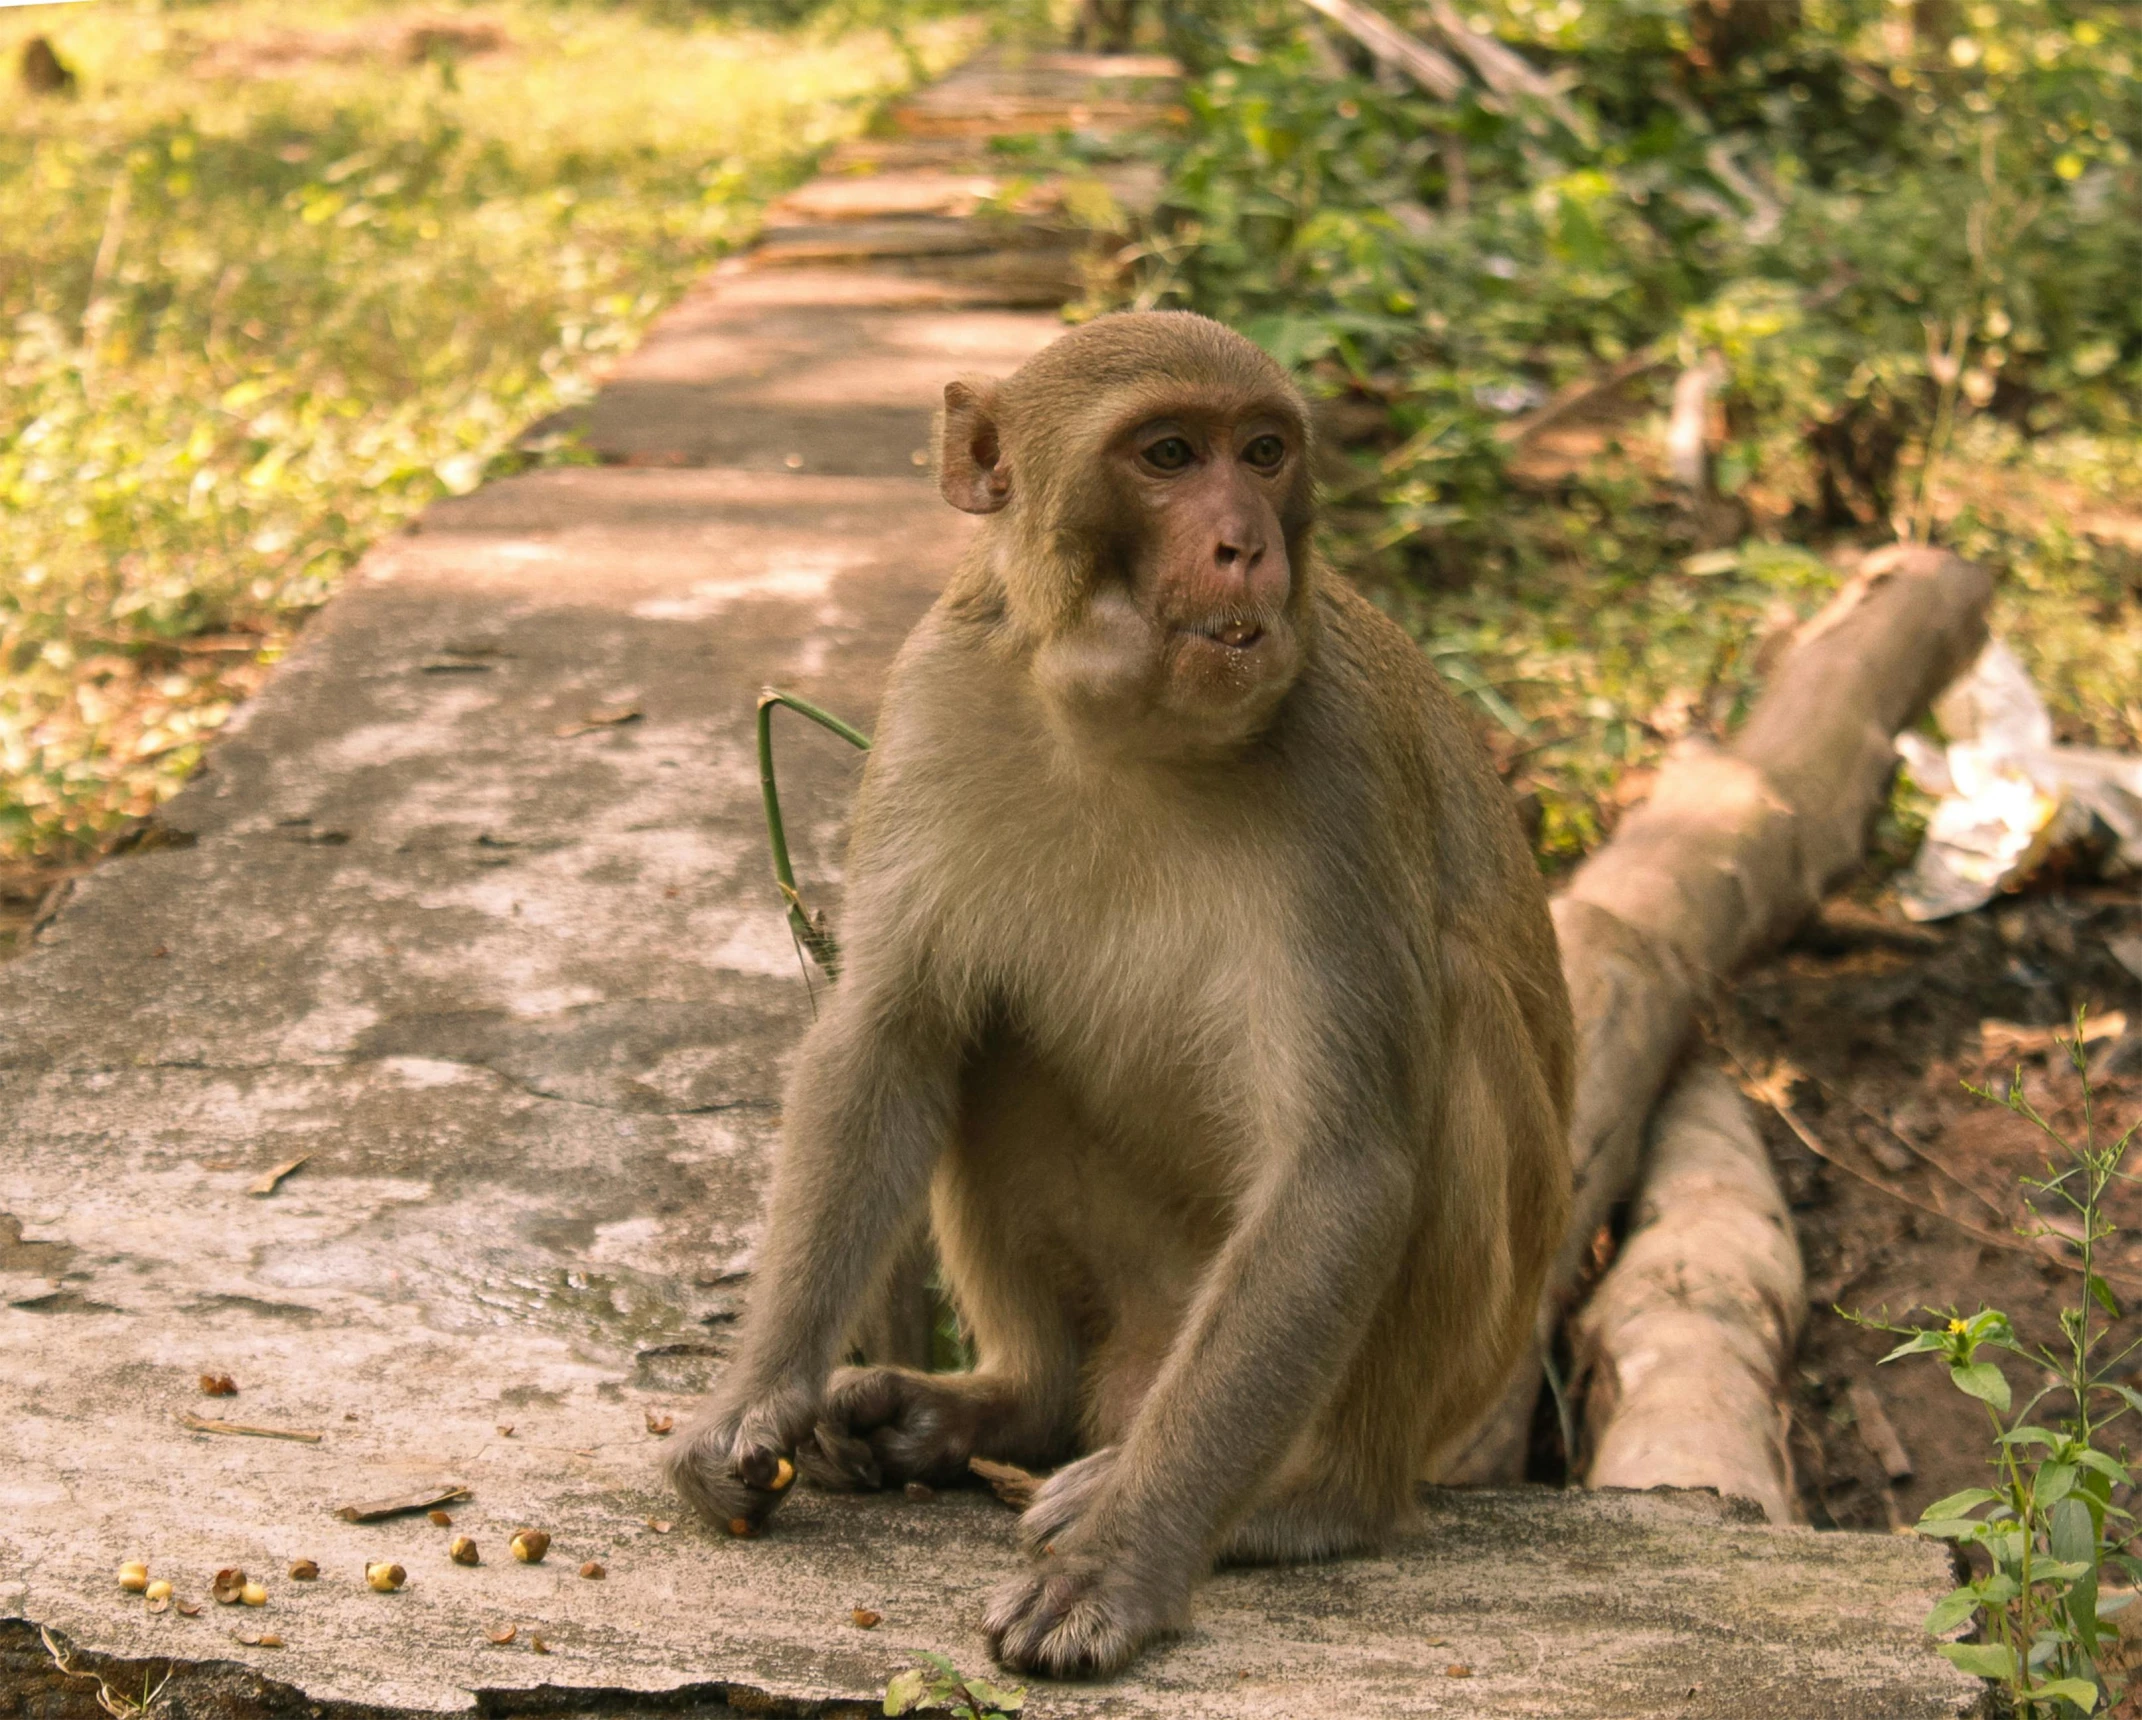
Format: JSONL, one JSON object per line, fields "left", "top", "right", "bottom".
{"left": 1072, "top": 0, "right": 1138, "bottom": 54}
{"left": 20, "top": 36, "right": 77, "bottom": 98}
{"left": 668, "top": 311, "right": 1574, "bottom": 1678}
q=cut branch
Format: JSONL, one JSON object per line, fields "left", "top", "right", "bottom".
{"left": 1573, "top": 1068, "right": 1804, "bottom": 1523}
{"left": 1432, "top": 544, "right": 1994, "bottom": 1483}
{"left": 1295, "top": 0, "right": 1465, "bottom": 99}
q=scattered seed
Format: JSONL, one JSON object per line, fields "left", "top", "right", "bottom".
{"left": 176, "top": 1600, "right": 202, "bottom": 1617}
{"left": 487, "top": 1625, "right": 517, "bottom": 1645}
{"left": 851, "top": 1608, "right": 881, "bottom": 1629}
{"left": 644, "top": 1411, "right": 674, "bottom": 1436}
{"left": 117, "top": 1562, "right": 149, "bottom": 1593}
{"left": 497, "top": 1424, "right": 515, "bottom": 1437}
{"left": 146, "top": 1597, "right": 171, "bottom": 1615}
{"left": 145, "top": 1579, "right": 173, "bottom": 1603}
{"left": 241, "top": 1582, "right": 267, "bottom": 1607}
{"left": 1444, "top": 1665, "right": 1473, "bottom": 1678}
{"left": 644, "top": 1518, "right": 672, "bottom": 1534}
{"left": 726, "top": 1517, "right": 755, "bottom": 1539}
{"left": 530, "top": 1634, "right": 551, "bottom": 1655}
{"left": 366, "top": 1562, "right": 406, "bottom": 1593}
{"left": 199, "top": 1372, "right": 238, "bottom": 1397}
{"left": 903, "top": 1481, "right": 934, "bottom": 1502}
{"left": 579, "top": 1561, "right": 605, "bottom": 1580}
{"left": 211, "top": 1568, "right": 246, "bottom": 1605}
{"left": 770, "top": 1457, "right": 796, "bottom": 1492}
{"left": 429, "top": 1509, "right": 454, "bottom": 1527}
{"left": 509, "top": 1529, "right": 549, "bottom": 1564}
{"left": 288, "top": 1560, "right": 319, "bottom": 1582}
{"left": 449, "top": 1537, "right": 480, "bottom": 1566}
{"left": 233, "top": 1630, "right": 284, "bottom": 1648}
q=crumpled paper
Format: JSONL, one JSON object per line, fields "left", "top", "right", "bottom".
{"left": 1895, "top": 640, "right": 2142, "bottom": 921}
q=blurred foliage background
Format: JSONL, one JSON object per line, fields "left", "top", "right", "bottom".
{"left": 1107, "top": 0, "right": 2142, "bottom": 863}
{"left": 0, "top": 0, "right": 973, "bottom": 861}
{"left": 6, "top": 0, "right": 2142, "bottom": 879}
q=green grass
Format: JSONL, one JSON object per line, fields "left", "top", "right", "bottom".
{"left": 0, "top": 0, "right": 975, "bottom": 860}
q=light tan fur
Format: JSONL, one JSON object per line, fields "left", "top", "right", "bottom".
{"left": 668, "top": 312, "right": 1573, "bottom": 1678}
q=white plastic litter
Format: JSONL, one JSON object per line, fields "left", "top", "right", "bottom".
{"left": 1895, "top": 640, "right": 2142, "bottom": 920}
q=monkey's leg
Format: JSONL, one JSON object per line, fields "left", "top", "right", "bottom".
{"left": 816, "top": 1049, "right": 1089, "bottom": 1486}
{"left": 982, "top": 1104, "right": 1417, "bottom": 1677}
{"left": 666, "top": 973, "right": 962, "bottom": 1535}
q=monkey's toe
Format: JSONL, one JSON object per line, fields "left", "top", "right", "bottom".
{"left": 821, "top": 1365, "right": 980, "bottom": 1486}
{"left": 664, "top": 1424, "right": 793, "bottom": 1535}
{"left": 981, "top": 1553, "right": 1177, "bottom": 1679}
{"left": 1016, "top": 1446, "right": 1118, "bottom": 1556}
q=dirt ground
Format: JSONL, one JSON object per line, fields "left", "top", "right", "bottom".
{"left": 1709, "top": 882, "right": 2142, "bottom": 1535}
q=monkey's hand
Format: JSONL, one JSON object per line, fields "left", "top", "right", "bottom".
{"left": 982, "top": 1541, "right": 1190, "bottom": 1678}
{"left": 819, "top": 1365, "right": 1006, "bottom": 1488}
{"left": 1013, "top": 1445, "right": 1118, "bottom": 1555}
{"left": 664, "top": 1385, "right": 818, "bottom": 1537}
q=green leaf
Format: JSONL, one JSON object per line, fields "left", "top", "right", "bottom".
{"left": 2109, "top": 1383, "right": 2142, "bottom": 1421}
{"left": 964, "top": 1679, "right": 1026, "bottom": 1714}
{"left": 884, "top": 1669, "right": 927, "bottom": 1717}
{"left": 1917, "top": 1518, "right": 1994, "bottom": 1542}
{"left": 1951, "top": 1361, "right": 2012, "bottom": 1412}
{"left": 1881, "top": 1331, "right": 1949, "bottom": 1362}
{"left": 2029, "top": 1676, "right": 2099, "bottom": 1712}
{"left": 1920, "top": 1489, "right": 2000, "bottom": 1521}
{"left": 2089, "top": 1274, "right": 2122, "bottom": 1319}
{"left": 2000, "top": 1427, "right": 2063, "bottom": 1450}
{"left": 2051, "top": 1496, "right": 2097, "bottom": 1566}
{"left": 2076, "top": 1449, "right": 2130, "bottom": 1483}
{"left": 1923, "top": 1587, "right": 1982, "bottom": 1635}
{"left": 1939, "top": 1641, "right": 2017, "bottom": 1680}
{"left": 2038, "top": 1462, "right": 2079, "bottom": 1505}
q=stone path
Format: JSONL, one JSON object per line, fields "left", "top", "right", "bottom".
{"left": 0, "top": 40, "right": 1978, "bottom": 1720}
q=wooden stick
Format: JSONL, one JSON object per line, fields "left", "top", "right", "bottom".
{"left": 1295, "top": 0, "right": 1465, "bottom": 98}
{"left": 179, "top": 1414, "right": 324, "bottom": 1444}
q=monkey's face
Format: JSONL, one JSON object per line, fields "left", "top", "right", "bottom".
{"left": 938, "top": 314, "right": 1317, "bottom": 754}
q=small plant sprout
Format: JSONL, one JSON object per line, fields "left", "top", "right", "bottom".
{"left": 1864, "top": 1009, "right": 2142, "bottom": 1716}
{"left": 883, "top": 1652, "right": 1026, "bottom": 1720}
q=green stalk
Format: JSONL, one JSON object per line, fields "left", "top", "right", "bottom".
{"left": 757, "top": 688, "right": 871, "bottom": 983}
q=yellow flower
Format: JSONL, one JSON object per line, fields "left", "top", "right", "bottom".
{"left": 1948, "top": 1319, "right": 1969, "bottom": 1334}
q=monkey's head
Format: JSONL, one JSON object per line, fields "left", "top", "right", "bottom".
{"left": 938, "top": 312, "right": 1316, "bottom": 752}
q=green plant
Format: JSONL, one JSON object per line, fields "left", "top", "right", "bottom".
{"left": 1867, "top": 1014, "right": 2142, "bottom": 1716}
{"left": 884, "top": 1652, "right": 1026, "bottom": 1720}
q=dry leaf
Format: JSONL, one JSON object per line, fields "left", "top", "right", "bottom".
{"left": 530, "top": 1634, "right": 551, "bottom": 1655}
{"left": 247, "top": 1155, "right": 310, "bottom": 1196}
{"left": 288, "top": 1560, "right": 318, "bottom": 1581}
{"left": 851, "top": 1608, "right": 881, "bottom": 1629}
{"left": 1982, "top": 1012, "right": 2127, "bottom": 1061}
{"left": 553, "top": 704, "right": 642, "bottom": 738}
{"left": 644, "top": 1411, "right": 674, "bottom": 1436}
{"left": 181, "top": 1413, "right": 322, "bottom": 1443}
{"left": 211, "top": 1568, "right": 246, "bottom": 1605}
{"left": 146, "top": 1597, "right": 170, "bottom": 1615}
{"left": 497, "top": 1424, "right": 515, "bottom": 1437}
{"left": 176, "top": 1600, "right": 202, "bottom": 1618}
{"left": 334, "top": 1482, "right": 469, "bottom": 1522}
{"left": 198, "top": 1372, "right": 238, "bottom": 1397}
{"left": 487, "top": 1624, "right": 517, "bottom": 1645}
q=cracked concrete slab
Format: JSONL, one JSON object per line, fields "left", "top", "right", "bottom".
{"left": 1, "top": 38, "right": 1983, "bottom": 1720}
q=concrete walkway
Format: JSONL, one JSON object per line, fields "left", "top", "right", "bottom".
{"left": 1, "top": 42, "right": 1977, "bottom": 1720}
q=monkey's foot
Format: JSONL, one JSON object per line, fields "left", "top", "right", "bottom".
{"left": 982, "top": 1550, "right": 1186, "bottom": 1678}
{"left": 819, "top": 1364, "right": 1025, "bottom": 1488}
{"left": 1014, "top": 1445, "right": 1118, "bottom": 1555}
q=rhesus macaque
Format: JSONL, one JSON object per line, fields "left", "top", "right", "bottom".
{"left": 669, "top": 312, "right": 1574, "bottom": 1677}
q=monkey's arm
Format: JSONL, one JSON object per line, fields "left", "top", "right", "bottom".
{"left": 666, "top": 951, "right": 963, "bottom": 1531}
{"left": 985, "top": 1059, "right": 1419, "bottom": 1671}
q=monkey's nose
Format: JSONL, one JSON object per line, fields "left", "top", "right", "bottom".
{"left": 1213, "top": 539, "right": 1264, "bottom": 571}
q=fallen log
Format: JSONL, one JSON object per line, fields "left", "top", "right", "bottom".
{"left": 1573, "top": 1067, "right": 1803, "bottom": 1523}
{"left": 1434, "top": 543, "right": 1995, "bottom": 1482}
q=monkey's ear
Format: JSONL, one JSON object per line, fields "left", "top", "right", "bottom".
{"left": 938, "top": 378, "right": 1011, "bottom": 515}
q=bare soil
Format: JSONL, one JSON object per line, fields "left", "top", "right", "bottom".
{"left": 1709, "top": 885, "right": 2142, "bottom": 1533}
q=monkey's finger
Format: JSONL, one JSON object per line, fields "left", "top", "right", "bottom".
{"left": 794, "top": 1422, "right": 882, "bottom": 1493}
{"left": 735, "top": 1446, "right": 796, "bottom": 1492}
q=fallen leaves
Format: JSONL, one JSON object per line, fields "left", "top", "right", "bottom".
{"left": 553, "top": 704, "right": 642, "bottom": 739}
{"left": 334, "top": 1482, "right": 470, "bottom": 1522}
{"left": 211, "top": 1568, "right": 247, "bottom": 1606}
{"left": 1981, "top": 1011, "right": 2127, "bottom": 1062}
{"left": 247, "top": 1155, "right": 311, "bottom": 1197}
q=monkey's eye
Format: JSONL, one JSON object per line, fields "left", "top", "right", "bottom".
{"left": 1242, "top": 434, "right": 1287, "bottom": 471}
{"left": 1141, "top": 436, "right": 1196, "bottom": 473}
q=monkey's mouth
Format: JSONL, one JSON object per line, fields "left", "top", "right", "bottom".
{"left": 1187, "top": 619, "right": 1266, "bottom": 651}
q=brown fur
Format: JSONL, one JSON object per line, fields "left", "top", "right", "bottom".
{"left": 668, "top": 311, "right": 1574, "bottom": 1678}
